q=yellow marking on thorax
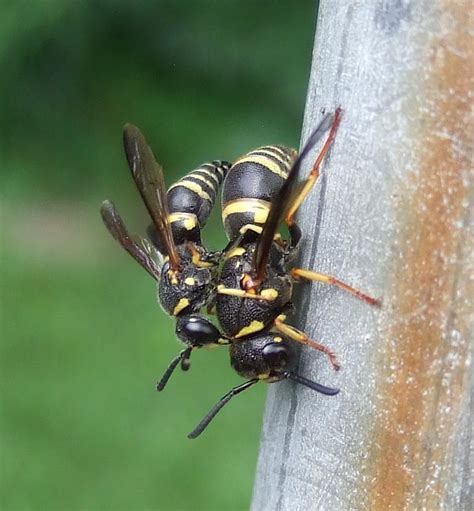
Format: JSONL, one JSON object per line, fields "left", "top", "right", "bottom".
{"left": 173, "top": 298, "right": 190, "bottom": 316}
{"left": 260, "top": 288, "right": 279, "bottom": 300}
{"left": 222, "top": 198, "right": 271, "bottom": 224}
{"left": 235, "top": 320, "right": 264, "bottom": 338}
{"left": 168, "top": 212, "right": 198, "bottom": 231}
{"left": 168, "top": 180, "right": 211, "bottom": 201}
{"left": 184, "top": 277, "right": 195, "bottom": 286}
{"left": 226, "top": 246, "right": 246, "bottom": 258}
{"left": 233, "top": 154, "right": 288, "bottom": 179}
{"left": 168, "top": 269, "right": 179, "bottom": 286}
{"left": 257, "top": 372, "right": 270, "bottom": 380}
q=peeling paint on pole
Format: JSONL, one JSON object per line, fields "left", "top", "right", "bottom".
{"left": 252, "top": 1, "right": 472, "bottom": 510}
{"left": 367, "top": 2, "right": 472, "bottom": 508}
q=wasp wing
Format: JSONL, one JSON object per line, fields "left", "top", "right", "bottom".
{"left": 253, "top": 112, "right": 336, "bottom": 281}
{"left": 123, "top": 124, "right": 181, "bottom": 270}
{"left": 101, "top": 200, "right": 162, "bottom": 280}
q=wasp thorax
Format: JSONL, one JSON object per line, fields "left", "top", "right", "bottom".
{"left": 230, "top": 335, "right": 297, "bottom": 381}
{"left": 159, "top": 260, "right": 214, "bottom": 317}
{"left": 216, "top": 250, "right": 293, "bottom": 338}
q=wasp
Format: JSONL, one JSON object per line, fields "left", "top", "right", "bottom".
{"left": 101, "top": 124, "right": 231, "bottom": 388}
{"left": 183, "top": 109, "right": 380, "bottom": 438}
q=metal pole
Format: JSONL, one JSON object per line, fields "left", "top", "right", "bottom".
{"left": 251, "top": 1, "right": 472, "bottom": 509}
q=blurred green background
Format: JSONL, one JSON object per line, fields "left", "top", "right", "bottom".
{"left": 1, "top": 2, "right": 318, "bottom": 509}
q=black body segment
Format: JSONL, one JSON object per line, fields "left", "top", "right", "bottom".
{"left": 167, "top": 160, "right": 231, "bottom": 246}
{"left": 175, "top": 314, "right": 229, "bottom": 348}
{"left": 230, "top": 335, "right": 298, "bottom": 381}
{"left": 222, "top": 145, "right": 297, "bottom": 240}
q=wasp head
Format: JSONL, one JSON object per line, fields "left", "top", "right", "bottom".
{"left": 230, "top": 335, "right": 298, "bottom": 382}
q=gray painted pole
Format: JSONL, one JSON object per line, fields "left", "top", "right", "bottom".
{"left": 251, "top": 1, "right": 472, "bottom": 510}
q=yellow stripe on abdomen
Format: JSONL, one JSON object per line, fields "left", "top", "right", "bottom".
{"left": 233, "top": 154, "right": 288, "bottom": 179}
{"left": 222, "top": 198, "right": 271, "bottom": 225}
{"left": 168, "top": 180, "right": 212, "bottom": 201}
{"left": 168, "top": 212, "right": 198, "bottom": 231}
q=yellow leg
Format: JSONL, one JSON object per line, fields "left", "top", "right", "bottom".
{"left": 216, "top": 285, "right": 277, "bottom": 301}
{"left": 274, "top": 316, "right": 340, "bottom": 370}
{"left": 224, "top": 224, "right": 288, "bottom": 259}
{"left": 188, "top": 242, "right": 215, "bottom": 268}
{"left": 286, "top": 108, "right": 342, "bottom": 226}
{"left": 239, "top": 224, "right": 263, "bottom": 236}
{"left": 291, "top": 268, "right": 380, "bottom": 306}
{"left": 222, "top": 224, "right": 263, "bottom": 259}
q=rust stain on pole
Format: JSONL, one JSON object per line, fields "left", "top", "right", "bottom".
{"left": 367, "top": 3, "right": 472, "bottom": 509}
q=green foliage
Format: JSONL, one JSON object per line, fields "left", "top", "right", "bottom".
{"left": 1, "top": 1, "right": 317, "bottom": 509}
{"left": 1, "top": 1, "right": 315, "bottom": 200}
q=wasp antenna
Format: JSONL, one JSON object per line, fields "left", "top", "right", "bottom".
{"left": 156, "top": 347, "right": 193, "bottom": 392}
{"left": 285, "top": 372, "right": 340, "bottom": 396}
{"left": 180, "top": 355, "right": 191, "bottom": 371}
{"left": 188, "top": 379, "right": 259, "bottom": 439}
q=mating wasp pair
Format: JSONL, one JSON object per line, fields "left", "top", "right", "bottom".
{"left": 101, "top": 109, "right": 379, "bottom": 438}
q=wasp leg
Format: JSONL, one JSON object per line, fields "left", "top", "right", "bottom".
{"left": 290, "top": 268, "right": 380, "bottom": 306}
{"left": 222, "top": 224, "right": 263, "bottom": 258}
{"left": 216, "top": 285, "right": 277, "bottom": 301}
{"left": 274, "top": 316, "right": 340, "bottom": 370}
{"left": 224, "top": 224, "right": 287, "bottom": 259}
{"left": 187, "top": 242, "right": 215, "bottom": 268}
{"left": 285, "top": 108, "right": 342, "bottom": 227}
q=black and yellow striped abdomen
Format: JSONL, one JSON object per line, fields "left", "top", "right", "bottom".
{"left": 222, "top": 145, "right": 297, "bottom": 240}
{"left": 167, "top": 160, "right": 231, "bottom": 245}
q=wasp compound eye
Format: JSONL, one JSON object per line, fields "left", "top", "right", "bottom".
{"left": 175, "top": 314, "right": 221, "bottom": 347}
{"left": 262, "top": 342, "right": 291, "bottom": 369}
